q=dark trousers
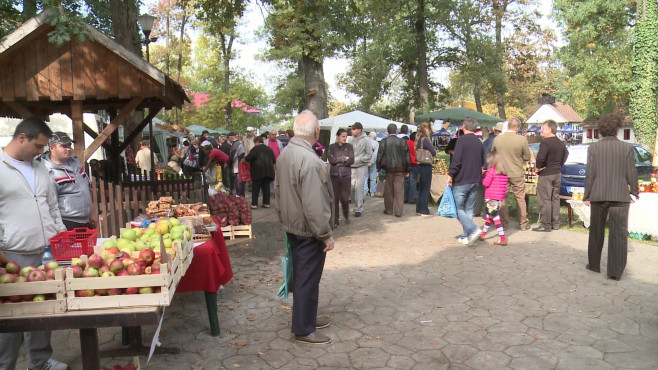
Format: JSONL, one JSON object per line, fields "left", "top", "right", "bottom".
{"left": 287, "top": 233, "right": 326, "bottom": 336}
{"left": 537, "top": 173, "right": 561, "bottom": 229}
{"left": 415, "top": 164, "right": 433, "bottom": 214}
{"left": 588, "top": 201, "right": 629, "bottom": 278}
{"left": 331, "top": 175, "right": 351, "bottom": 224}
{"left": 231, "top": 172, "right": 245, "bottom": 196}
{"left": 404, "top": 165, "right": 418, "bottom": 203}
{"left": 62, "top": 220, "right": 93, "bottom": 231}
{"left": 384, "top": 171, "right": 405, "bottom": 216}
{"left": 251, "top": 178, "right": 271, "bottom": 206}
{"left": 473, "top": 183, "right": 485, "bottom": 216}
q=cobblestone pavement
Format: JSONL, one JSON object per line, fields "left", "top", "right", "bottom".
{"left": 18, "top": 196, "right": 658, "bottom": 369}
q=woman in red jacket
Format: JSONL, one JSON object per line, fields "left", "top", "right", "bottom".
{"left": 479, "top": 152, "right": 509, "bottom": 245}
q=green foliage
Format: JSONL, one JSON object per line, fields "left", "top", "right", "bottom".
{"left": 630, "top": 0, "right": 658, "bottom": 152}
{"left": 0, "top": 0, "right": 21, "bottom": 38}
{"left": 45, "top": 6, "right": 93, "bottom": 46}
{"left": 553, "top": 0, "right": 634, "bottom": 118}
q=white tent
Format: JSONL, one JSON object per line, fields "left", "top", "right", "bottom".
{"left": 319, "top": 110, "right": 415, "bottom": 140}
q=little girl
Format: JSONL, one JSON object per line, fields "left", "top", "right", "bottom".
{"left": 480, "top": 152, "right": 508, "bottom": 245}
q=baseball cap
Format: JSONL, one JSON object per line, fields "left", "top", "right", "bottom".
{"left": 350, "top": 122, "right": 363, "bottom": 130}
{"left": 200, "top": 140, "right": 212, "bottom": 148}
{"left": 494, "top": 121, "right": 507, "bottom": 132}
{"left": 49, "top": 132, "right": 75, "bottom": 145}
{"left": 246, "top": 126, "right": 255, "bottom": 131}
{"left": 202, "top": 130, "right": 210, "bottom": 135}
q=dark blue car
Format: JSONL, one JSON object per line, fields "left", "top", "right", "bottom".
{"left": 559, "top": 143, "right": 656, "bottom": 196}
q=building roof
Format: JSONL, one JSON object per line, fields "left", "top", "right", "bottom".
{"left": 525, "top": 102, "right": 583, "bottom": 125}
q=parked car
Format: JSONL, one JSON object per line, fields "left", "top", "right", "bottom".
{"left": 560, "top": 143, "right": 656, "bottom": 196}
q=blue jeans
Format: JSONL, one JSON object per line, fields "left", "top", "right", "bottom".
{"left": 364, "top": 164, "right": 378, "bottom": 196}
{"left": 452, "top": 183, "right": 479, "bottom": 236}
{"left": 415, "top": 164, "right": 433, "bottom": 214}
{"left": 404, "top": 165, "right": 419, "bottom": 203}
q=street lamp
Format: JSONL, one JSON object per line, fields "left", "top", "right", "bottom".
{"left": 136, "top": 14, "right": 157, "bottom": 62}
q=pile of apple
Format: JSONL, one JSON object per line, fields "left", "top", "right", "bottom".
{"left": 69, "top": 247, "right": 164, "bottom": 297}
{"left": 0, "top": 260, "right": 62, "bottom": 303}
{"left": 102, "top": 217, "right": 191, "bottom": 258}
{"left": 100, "top": 363, "right": 137, "bottom": 370}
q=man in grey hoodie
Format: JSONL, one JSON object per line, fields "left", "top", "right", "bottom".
{"left": 41, "top": 132, "right": 96, "bottom": 230}
{"left": 349, "top": 122, "right": 372, "bottom": 217}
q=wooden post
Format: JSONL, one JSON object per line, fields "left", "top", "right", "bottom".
{"left": 71, "top": 101, "right": 85, "bottom": 162}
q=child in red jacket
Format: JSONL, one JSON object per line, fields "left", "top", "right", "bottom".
{"left": 480, "top": 152, "right": 509, "bottom": 245}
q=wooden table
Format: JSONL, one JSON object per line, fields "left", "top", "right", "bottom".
{"left": 0, "top": 306, "right": 178, "bottom": 369}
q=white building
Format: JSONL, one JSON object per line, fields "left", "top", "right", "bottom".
{"left": 525, "top": 95, "right": 584, "bottom": 129}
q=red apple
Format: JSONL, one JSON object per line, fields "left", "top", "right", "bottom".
{"left": 111, "top": 365, "right": 122, "bottom": 370}
{"left": 22, "top": 294, "right": 35, "bottom": 301}
{"left": 117, "top": 270, "right": 130, "bottom": 277}
{"left": 114, "top": 251, "right": 127, "bottom": 260}
{"left": 75, "top": 289, "right": 95, "bottom": 297}
{"left": 122, "top": 258, "right": 134, "bottom": 269}
{"left": 5, "top": 261, "right": 20, "bottom": 274}
{"left": 153, "top": 287, "right": 162, "bottom": 293}
{"left": 106, "top": 247, "right": 119, "bottom": 255}
{"left": 109, "top": 260, "right": 124, "bottom": 275}
{"left": 70, "top": 266, "right": 83, "bottom": 278}
{"left": 20, "top": 265, "right": 35, "bottom": 277}
{"left": 0, "top": 274, "right": 16, "bottom": 283}
{"left": 0, "top": 267, "right": 6, "bottom": 275}
{"left": 8, "top": 295, "right": 22, "bottom": 302}
{"left": 144, "top": 266, "right": 152, "bottom": 274}
{"left": 82, "top": 267, "right": 99, "bottom": 278}
{"left": 123, "top": 364, "right": 137, "bottom": 370}
{"left": 139, "top": 248, "right": 155, "bottom": 265}
{"left": 44, "top": 261, "right": 59, "bottom": 271}
{"left": 124, "top": 287, "right": 139, "bottom": 295}
{"left": 127, "top": 264, "right": 142, "bottom": 276}
{"left": 15, "top": 276, "right": 27, "bottom": 283}
{"left": 87, "top": 253, "right": 105, "bottom": 269}
{"left": 70, "top": 258, "right": 86, "bottom": 270}
{"left": 99, "top": 265, "right": 111, "bottom": 274}
{"left": 150, "top": 264, "right": 161, "bottom": 274}
{"left": 27, "top": 269, "right": 47, "bottom": 282}
{"left": 46, "top": 269, "right": 55, "bottom": 280}
{"left": 107, "top": 288, "right": 122, "bottom": 295}
{"left": 95, "top": 288, "right": 108, "bottom": 296}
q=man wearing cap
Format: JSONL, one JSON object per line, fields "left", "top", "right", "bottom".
{"left": 243, "top": 127, "right": 256, "bottom": 155}
{"left": 135, "top": 140, "right": 157, "bottom": 174}
{"left": 227, "top": 132, "right": 246, "bottom": 196}
{"left": 41, "top": 132, "right": 97, "bottom": 230}
{"left": 349, "top": 122, "right": 372, "bottom": 217}
{"left": 201, "top": 140, "right": 229, "bottom": 174}
{"left": 0, "top": 118, "right": 69, "bottom": 370}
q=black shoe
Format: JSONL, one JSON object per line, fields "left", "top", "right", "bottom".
{"left": 608, "top": 275, "right": 621, "bottom": 281}
{"left": 316, "top": 316, "right": 330, "bottom": 329}
{"left": 552, "top": 226, "right": 560, "bottom": 230}
{"left": 586, "top": 264, "right": 600, "bottom": 273}
{"left": 295, "top": 331, "right": 331, "bottom": 344}
{"left": 354, "top": 212, "right": 362, "bottom": 217}
{"left": 532, "top": 226, "right": 551, "bottom": 232}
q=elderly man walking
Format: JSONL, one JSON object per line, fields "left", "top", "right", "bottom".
{"left": 349, "top": 122, "right": 372, "bottom": 217}
{"left": 275, "top": 110, "right": 335, "bottom": 344}
{"left": 491, "top": 117, "right": 532, "bottom": 230}
{"left": 533, "top": 120, "right": 568, "bottom": 232}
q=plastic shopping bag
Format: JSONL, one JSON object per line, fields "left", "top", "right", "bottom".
{"left": 238, "top": 162, "right": 251, "bottom": 183}
{"left": 437, "top": 185, "right": 458, "bottom": 218}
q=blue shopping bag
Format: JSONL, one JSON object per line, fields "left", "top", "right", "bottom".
{"left": 438, "top": 185, "right": 457, "bottom": 218}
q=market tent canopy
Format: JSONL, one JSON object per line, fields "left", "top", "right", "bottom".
{"left": 320, "top": 110, "right": 415, "bottom": 139}
{"left": 185, "top": 124, "right": 228, "bottom": 137}
{"left": 415, "top": 107, "right": 504, "bottom": 128}
{"left": 142, "top": 125, "right": 185, "bottom": 162}
{"left": 524, "top": 125, "right": 541, "bottom": 133}
{"left": 432, "top": 128, "right": 452, "bottom": 137}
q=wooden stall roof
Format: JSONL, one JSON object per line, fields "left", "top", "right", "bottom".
{"left": 0, "top": 9, "right": 189, "bottom": 119}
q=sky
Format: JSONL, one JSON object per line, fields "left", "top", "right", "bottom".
{"left": 145, "top": 0, "right": 558, "bottom": 106}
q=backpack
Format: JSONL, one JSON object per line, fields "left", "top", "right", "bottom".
{"left": 183, "top": 148, "right": 198, "bottom": 168}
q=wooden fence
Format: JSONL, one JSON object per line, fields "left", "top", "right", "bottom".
{"left": 91, "top": 170, "right": 206, "bottom": 238}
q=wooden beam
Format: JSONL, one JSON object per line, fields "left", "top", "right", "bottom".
{"left": 71, "top": 101, "right": 84, "bottom": 161}
{"left": 118, "top": 107, "right": 161, "bottom": 153}
{"left": 5, "top": 101, "right": 36, "bottom": 118}
{"left": 84, "top": 96, "right": 143, "bottom": 160}
{"left": 83, "top": 123, "right": 98, "bottom": 139}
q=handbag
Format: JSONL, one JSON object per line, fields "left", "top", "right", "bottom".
{"left": 438, "top": 185, "right": 458, "bottom": 218}
{"left": 238, "top": 162, "right": 251, "bottom": 182}
{"left": 415, "top": 139, "right": 434, "bottom": 165}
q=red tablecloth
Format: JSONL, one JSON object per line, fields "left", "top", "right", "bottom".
{"left": 177, "top": 229, "right": 233, "bottom": 293}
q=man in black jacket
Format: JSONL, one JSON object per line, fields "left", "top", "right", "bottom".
{"left": 377, "top": 124, "right": 410, "bottom": 217}
{"left": 533, "top": 120, "right": 568, "bottom": 232}
{"left": 328, "top": 129, "right": 354, "bottom": 228}
{"left": 244, "top": 136, "right": 276, "bottom": 208}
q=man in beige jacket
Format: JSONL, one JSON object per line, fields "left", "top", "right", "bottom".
{"left": 491, "top": 117, "right": 532, "bottom": 230}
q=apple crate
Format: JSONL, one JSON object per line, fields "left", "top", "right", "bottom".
{"left": 65, "top": 262, "right": 178, "bottom": 311}
{"left": 221, "top": 225, "right": 232, "bottom": 239}
{"left": 0, "top": 269, "right": 66, "bottom": 317}
{"left": 231, "top": 224, "right": 253, "bottom": 239}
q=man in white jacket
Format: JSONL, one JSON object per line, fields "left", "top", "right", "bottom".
{"left": 0, "top": 118, "right": 68, "bottom": 370}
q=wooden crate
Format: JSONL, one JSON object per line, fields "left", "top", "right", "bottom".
{"left": 0, "top": 269, "right": 67, "bottom": 317}
{"left": 221, "top": 225, "right": 232, "bottom": 239}
{"left": 231, "top": 224, "right": 253, "bottom": 239}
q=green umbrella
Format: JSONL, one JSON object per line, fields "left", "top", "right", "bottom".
{"left": 276, "top": 235, "right": 293, "bottom": 301}
{"left": 415, "top": 107, "right": 504, "bottom": 128}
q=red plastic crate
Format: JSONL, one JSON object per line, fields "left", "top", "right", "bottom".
{"left": 48, "top": 228, "right": 98, "bottom": 262}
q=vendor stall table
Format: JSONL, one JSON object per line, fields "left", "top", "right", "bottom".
{"left": 177, "top": 225, "right": 233, "bottom": 336}
{"left": 0, "top": 306, "right": 176, "bottom": 370}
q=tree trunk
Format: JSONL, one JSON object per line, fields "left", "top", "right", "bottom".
{"left": 415, "top": 0, "right": 429, "bottom": 113}
{"left": 493, "top": 0, "right": 507, "bottom": 119}
{"left": 177, "top": 13, "right": 188, "bottom": 82}
{"left": 110, "top": 0, "right": 141, "bottom": 55}
{"left": 22, "top": 0, "right": 37, "bottom": 20}
{"left": 165, "top": 11, "right": 171, "bottom": 75}
{"left": 302, "top": 54, "right": 328, "bottom": 119}
{"left": 297, "top": 60, "right": 306, "bottom": 113}
{"left": 474, "top": 85, "right": 483, "bottom": 113}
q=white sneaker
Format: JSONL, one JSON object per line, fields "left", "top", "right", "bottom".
{"left": 467, "top": 228, "right": 482, "bottom": 245}
{"left": 458, "top": 236, "right": 468, "bottom": 245}
{"left": 31, "top": 358, "right": 69, "bottom": 370}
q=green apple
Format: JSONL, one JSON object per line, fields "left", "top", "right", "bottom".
{"left": 148, "top": 222, "right": 157, "bottom": 229}
{"left": 157, "top": 221, "right": 169, "bottom": 235}
{"left": 170, "top": 226, "right": 184, "bottom": 241}
{"left": 139, "top": 234, "right": 150, "bottom": 242}
{"left": 102, "top": 240, "right": 117, "bottom": 250}
{"left": 149, "top": 236, "right": 162, "bottom": 250}
{"left": 120, "top": 247, "right": 133, "bottom": 255}
{"left": 121, "top": 228, "right": 137, "bottom": 242}
{"left": 134, "top": 228, "right": 143, "bottom": 238}
{"left": 162, "top": 238, "right": 172, "bottom": 249}
{"left": 116, "top": 238, "right": 133, "bottom": 250}
{"left": 169, "top": 217, "right": 180, "bottom": 227}
{"left": 144, "top": 228, "right": 156, "bottom": 236}
{"left": 135, "top": 240, "right": 149, "bottom": 250}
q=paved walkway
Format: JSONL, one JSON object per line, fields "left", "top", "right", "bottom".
{"left": 18, "top": 196, "right": 658, "bottom": 369}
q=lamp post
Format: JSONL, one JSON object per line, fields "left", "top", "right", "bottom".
{"left": 136, "top": 14, "right": 157, "bottom": 62}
